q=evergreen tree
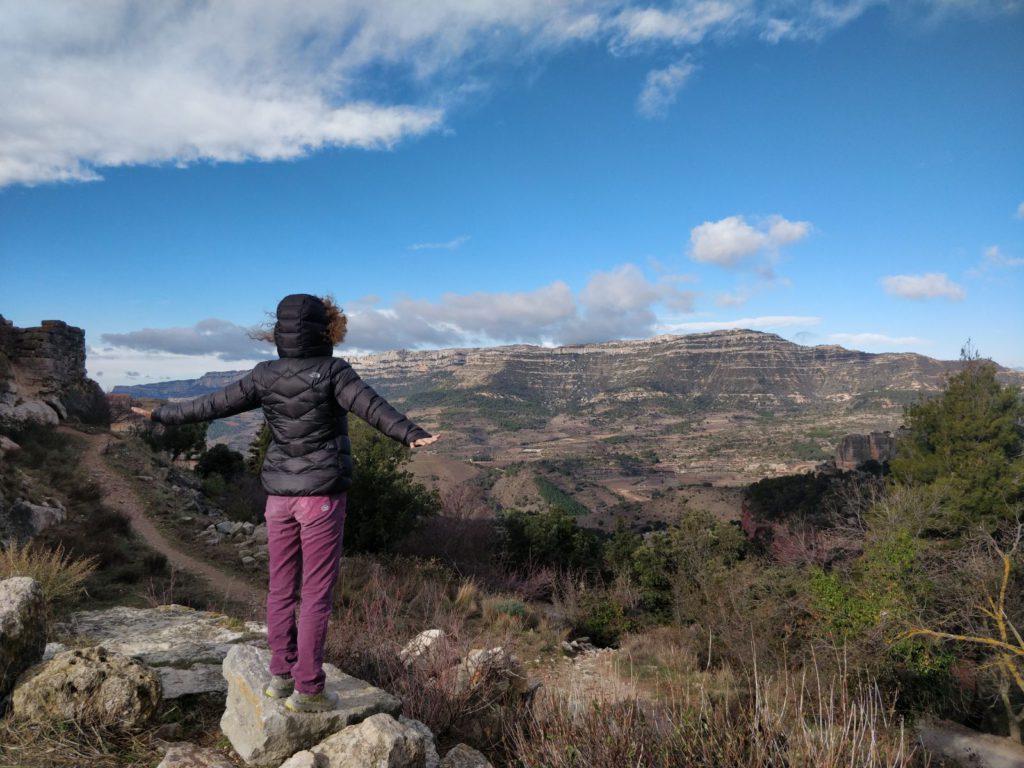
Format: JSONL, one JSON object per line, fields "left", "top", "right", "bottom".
{"left": 890, "top": 350, "right": 1024, "bottom": 532}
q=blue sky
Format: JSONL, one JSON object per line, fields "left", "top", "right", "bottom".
{"left": 1, "top": 1, "right": 1022, "bottom": 388}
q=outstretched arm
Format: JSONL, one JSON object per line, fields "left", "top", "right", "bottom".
{"left": 145, "top": 370, "right": 260, "bottom": 425}
{"left": 332, "top": 360, "right": 437, "bottom": 447}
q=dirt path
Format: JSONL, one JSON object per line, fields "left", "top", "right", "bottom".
{"left": 533, "top": 647, "right": 643, "bottom": 705}
{"left": 66, "top": 427, "right": 265, "bottom": 611}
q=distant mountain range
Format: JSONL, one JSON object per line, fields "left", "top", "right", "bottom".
{"left": 113, "top": 330, "right": 1024, "bottom": 481}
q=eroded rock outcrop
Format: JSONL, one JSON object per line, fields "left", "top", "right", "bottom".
{"left": 219, "top": 645, "right": 403, "bottom": 767}
{"left": 12, "top": 646, "right": 161, "bottom": 730}
{"left": 835, "top": 431, "right": 897, "bottom": 471}
{"left": 0, "top": 577, "right": 46, "bottom": 708}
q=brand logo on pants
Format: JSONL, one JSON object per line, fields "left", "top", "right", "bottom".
{"left": 321, "top": 503, "right": 330, "bottom": 512}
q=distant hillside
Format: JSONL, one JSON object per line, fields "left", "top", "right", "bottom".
{"left": 113, "top": 330, "right": 1024, "bottom": 488}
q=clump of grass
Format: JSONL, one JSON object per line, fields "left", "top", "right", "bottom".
{"left": 0, "top": 541, "right": 97, "bottom": 612}
{"left": 453, "top": 577, "right": 482, "bottom": 616}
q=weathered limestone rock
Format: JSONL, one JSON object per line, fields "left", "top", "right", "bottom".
{"left": 917, "top": 719, "right": 1024, "bottom": 768}
{"left": 307, "top": 713, "right": 428, "bottom": 768}
{"left": 441, "top": 744, "right": 493, "bottom": 768}
{"left": 399, "top": 716, "right": 440, "bottom": 768}
{"left": 400, "top": 629, "right": 447, "bottom": 668}
{"left": 454, "top": 647, "right": 531, "bottom": 696}
{"left": 7, "top": 399, "right": 59, "bottom": 425}
{"left": 157, "top": 742, "right": 236, "bottom": 768}
{"left": 12, "top": 646, "right": 161, "bottom": 730}
{"left": 0, "top": 499, "right": 66, "bottom": 541}
{"left": 57, "top": 604, "right": 266, "bottom": 698}
{"left": 835, "top": 431, "right": 897, "bottom": 471}
{"left": 0, "top": 577, "right": 46, "bottom": 705}
{"left": 278, "top": 752, "right": 317, "bottom": 768}
{"left": 220, "top": 645, "right": 403, "bottom": 767}
{"left": 443, "top": 647, "right": 538, "bottom": 747}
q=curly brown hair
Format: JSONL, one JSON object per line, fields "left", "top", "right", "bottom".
{"left": 251, "top": 294, "right": 347, "bottom": 346}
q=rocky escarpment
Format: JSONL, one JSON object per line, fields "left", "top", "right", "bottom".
{"left": 836, "top": 431, "right": 898, "bottom": 471}
{"left": 0, "top": 315, "right": 108, "bottom": 426}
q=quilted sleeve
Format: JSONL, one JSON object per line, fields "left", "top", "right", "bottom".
{"left": 152, "top": 369, "right": 261, "bottom": 425}
{"left": 331, "top": 359, "right": 431, "bottom": 446}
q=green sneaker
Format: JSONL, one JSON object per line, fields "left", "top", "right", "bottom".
{"left": 264, "top": 674, "right": 294, "bottom": 699}
{"left": 284, "top": 690, "right": 338, "bottom": 713}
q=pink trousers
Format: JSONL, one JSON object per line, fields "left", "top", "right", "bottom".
{"left": 264, "top": 492, "right": 347, "bottom": 694}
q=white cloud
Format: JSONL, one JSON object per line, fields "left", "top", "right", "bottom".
{"left": 5, "top": 2, "right": 1013, "bottom": 187}
{"left": 409, "top": 235, "right": 471, "bottom": 251}
{"left": 882, "top": 272, "right": 965, "bottom": 301}
{"left": 1017, "top": 201, "right": 1024, "bottom": 219}
{"left": 829, "top": 332, "right": 930, "bottom": 349}
{"left": 637, "top": 60, "right": 697, "bottom": 118}
{"left": 659, "top": 315, "right": 820, "bottom": 332}
{"left": 102, "top": 263, "right": 698, "bottom": 362}
{"left": 689, "top": 214, "right": 811, "bottom": 266}
{"left": 969, "top": 245, "right": 1024, "bottom": 276}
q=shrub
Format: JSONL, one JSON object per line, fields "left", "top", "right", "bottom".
{"left": 0, "top": 541, "right": 97, "bottom": 613}
{"left": 195, "top": 443, "right": 245, "bottom": 480}
{"left": 496, "top": 507, "right": 602, "bottom": 573}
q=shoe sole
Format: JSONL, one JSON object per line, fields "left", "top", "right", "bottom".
{"left": 265, "top": 686, "right": 293, "bottom": 698}
{"left": 284, "top": 696, "right": 335, "bottom": 713}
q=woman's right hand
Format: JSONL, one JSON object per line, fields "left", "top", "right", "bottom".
{"left": 131, "top": 406, "right": 153, "bottom": 419}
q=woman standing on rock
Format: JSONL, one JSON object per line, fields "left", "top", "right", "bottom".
{"left": 133, "top": 293, "right": 439, "bottom": 712}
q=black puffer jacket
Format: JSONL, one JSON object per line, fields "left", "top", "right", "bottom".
{"left": 151, "top": 294, "right": 431, "bottom": 496}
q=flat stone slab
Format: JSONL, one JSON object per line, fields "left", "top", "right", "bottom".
{"left": 220, "top": 645, "right": 403, "bottom": 767}
{"left": 56, "top": 604, "right": 266, "bottom": 698}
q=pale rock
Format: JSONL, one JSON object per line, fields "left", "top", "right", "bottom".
{"left": 252, "top": 524, "right": 269, "bottom": 544}
{"left": 0, "top": 435, "right": 20, "bottom": 457}
{"left": 242, "top": 556, "right": 257, "bottom": 567}
{"left": 220, "top": 645, "right": 402, "bottom": 767}
{"left": 157, "top": 742, "right": 236, "bottom": 768}
{"left": 917, "top": 718, "right": 1024, "bottom": 768}
{"left": 399, "top": 716, "right": 441, "bottom": 768}
{"left": 216, "top": 520, "right": 244, "bottom": 536}
{"left": 56, "top": 604, "right": 266, "bottom": 698}
{"left": 13, "top": 646, "right": 161, "bottom": 730}
{"left": 278, "top": 752, "right": 317, "bottom": 768}
{"left": 307, "top": 713, "right": 428, "bottom": 768}
{"left": 44, "top": 397, "right": 68, "bottom": 420}
{"left": 0, "top": 577, "right": 46, "bottom": 704}
{"left": 441, "top": 744, "right": 493, "bottom": 768}
{"left": 242, "top": 522, "right": 255, "bottom": 535}
{"left": 43, "top": 641, "right": 68, "bottom": 661}
{"left": 13, "top": 399, "right": 60, "bottom": 425}
{"left": 400, "top": 629, "right": 447, "bottom": 668}
{"left": 1, "top": 499, "right": 66, "bottom": 540}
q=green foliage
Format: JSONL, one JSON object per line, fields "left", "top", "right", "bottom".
{"left": 147, "top": 421, "right": 208, "bottom": 461}
{"left": 889, "top": 357, "right": 1024, "bottom": 532}
{"left": 201, "top": 472, "right": 227, "bottom": 497}
{"left": 534, "top": 476, "right": 589, "bottom": 516}
{"left": 246, "top": 421, "right": 271, "bottom": 473}
{"left": 195, "top": 443, "right": 245, "bottom": 480}
{"left": 573, "top": 592, "right": 632, "bottom": 647}
{"left": 497, "top": 506, "right": 603, "bottom": 572}
{"left": 745, "top": 471, "right": 843, "bottom": 527}
{"left": 345, "top": 418, "right": 440, "bottom": 553}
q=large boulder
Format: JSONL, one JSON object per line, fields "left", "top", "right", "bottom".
{"left": 441, "top": 744, "right": 494, "bottom": 768}
{"left": 0, "top": 499, "right": 66, "bottom": 542}
{"left": 0, "top": 577, "right": 46, "bottom": 707}
{"left": 306, "top": 712, "right": 430, "bottom": 768}
{"left": 57, "top": 604, "right": 266, "bottom": 698}
{"left": 12, "top": 646, "right": 161, "bottom": 730}
{"left": 219, "top": 645, "right": 403, "bottom": 767}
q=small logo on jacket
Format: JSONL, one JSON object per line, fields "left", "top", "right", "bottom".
{"left": 310, "top": 372, "right": 322, "bottom": 381}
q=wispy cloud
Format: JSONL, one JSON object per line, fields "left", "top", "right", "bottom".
{"left": 882, "top": 272, "right": 965, "bottom": 301}
{"left": 101, "top": 263, "right": 698, "bottom": 359}
{"left": 409, "top": 235, "right": 471, "bottom": 251}
{"left": 689, "top": 214, "right": 811, "bottom": 267}
{"left": 830, "top": 332, "right": 930, "bottom": 349}
{"left": 968, "top": 245, "right": 1024, "bottom": 276}
{"left": 4, "top": 2, "right": 1012, "bottom": 188}
{"left": 1016, "top": 201, "right": 1024, "bottom": 219}
{"left": 659, "top": 315, "right": 820, "bottom": 333}
{"left": 637, "top": 60, "right": 697, "bottom": 118}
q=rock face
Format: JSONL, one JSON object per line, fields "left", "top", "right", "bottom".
{"left": 12, "top": 646, "right": 161, "bottom": 730}
{"left": 56, "top": 604, "right": 267, "bottom": 699}
{"left": 0, "top": 577, "right": 46, "bottom": 707}
{"left": 156, "top": 743, "right": 236, "bottom": 768}
{"left": 835, "top": 431, "right": 897, "bottom": 471}
{"left": 441, "top": 744, "right": 494, "bottom": 768}
{"left": 917, "top": 718, "right": 1024, "bottom": 768}
{"left": 306, "top": 713, "right": 429, "bottom": 768}
{"left": 220, "top": 645, "right": 403, "bottom": 767}
{"left": 0, "top": 316, "right": 109, "bottom": 426}
{"left": 0, "top": 499, "right": 66, "bottom": 542}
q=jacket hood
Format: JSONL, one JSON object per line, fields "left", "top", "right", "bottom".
{"left": 274, "top": 294, "right": 334, "bottom": 358}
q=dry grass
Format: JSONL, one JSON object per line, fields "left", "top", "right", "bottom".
{"left": 0, "top": 540, "right": 97, "bottom": 614}
{"left": 509, "top": 659, "right": 928, "bottom": 768}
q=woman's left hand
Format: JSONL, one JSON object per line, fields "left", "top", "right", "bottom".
{"left": 131, "top": 406, "right": 153, "bottom": 419}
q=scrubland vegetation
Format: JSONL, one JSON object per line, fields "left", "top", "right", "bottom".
{"left": 2, "top": 351, "right": 1022, "bottom": 765}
